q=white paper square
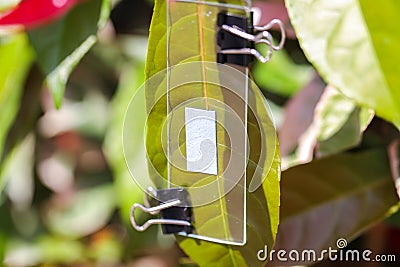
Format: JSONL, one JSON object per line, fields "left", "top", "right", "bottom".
{"left": 185, "top": 107, "right": 218, "bottom": 175}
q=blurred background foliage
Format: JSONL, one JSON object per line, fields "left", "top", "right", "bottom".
{"left": 0, "top": 0, "right": 399, "bottom": 266}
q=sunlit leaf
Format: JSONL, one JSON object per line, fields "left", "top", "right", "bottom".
{"left": 2, "top": 134, "right": 35, "bottom": 209}
{"left": 0, "top": 34, "right": 33, "bottom": 262}
{"left": 270, "top": 148, "right": 399, "bottom": 266}
{"left": 285, "top": 0, "right": 400, "bottom": 130}
{"left": 27, "top": 0, "right": 111, "bottom": 108}
{"left": 313, "top": 86, "right": 374, "bottom": 156}
{"left": 317, "top": 108, "right": 362, "bottom": 157}
{"left": 144, "top": 0, "right": 280, "bottom": 265}
{"left": 0, "top": 34, "right": 33, "bottom": 176}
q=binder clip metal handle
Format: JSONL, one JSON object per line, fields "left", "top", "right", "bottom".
{"left": 217, "top": 12, "right": 286, "bottom": 65}
{"left": 130, "top": 199, "right": 191, "bottom": 232}
{"left": 130, "top": 187, "right": 193, "bottom": 234}
{"left": 253, "top": 19, "right": 286, "bottom": 51}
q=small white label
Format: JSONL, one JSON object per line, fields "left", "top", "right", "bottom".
{"left": 185, "top": 107, "right": 218, "bottom": 175}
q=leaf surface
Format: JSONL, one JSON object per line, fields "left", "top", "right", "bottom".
{"left": 144, "top": 0, "right": 281, "bottom": 265}
{"left": 0, "top": 34, "right": 33, "bottom": 180}
{"left": 313, "top": 86, "right": 374, "bottom": 156}
{"left": 27, "top": 0, "right": 110, "bottom": 107}
{"left": 285, "top": 0, "right": 400, "bottom": 129}
{"left": 269, "top": 149, "right": 399, "bottom": 266}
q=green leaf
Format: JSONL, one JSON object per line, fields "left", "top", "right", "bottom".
{"left": 273, "top": 148, "right": 399, "bottom": 266}
{"left": 0, "top": 34, "right": 33, "bottom": 176}
{"left": 104, "top": 58, "right": 160, "bottom": 249}
{"left": 252, "top": 45, "right": 313, "bottom": 97}
{"left": 1, "top": 134, "right": 35, "bottom": 210}
{"left": 44, "top": 184, "right": 116, "bottom": 238}
{"left": 316, "top": 86, "right": 358, "bottom": 141}
{"left": 104, "top": 62, "right": 145, "bottom": 225}
{"left": 0, "top": 0, "right": 20, "bottom": 12}
{"left": 177, "top": 147, "right": 280, "bottom": 267}
{"left": 27, "top": 0, "right": 111, "bottom": 108}
{"left": 313, "top": 86, "right": 374, "bottom": 156}
{"left": 6, "top": 236, "right": 85, "bottom": 266}
{"left": 285, "top": 0, "right": 400, "bottom": 130}
{"left": 317, "top": 108, "right": 363, "bottom": 157}
{"left": 145, "top": 0, "right": 280, "bottom": 265}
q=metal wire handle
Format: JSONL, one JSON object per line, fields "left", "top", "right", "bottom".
{"left": 130, "top": 187, "right": 192, "bottom": 232}
{"left": 220, "top": 18, "right": 286, "bottom": 63}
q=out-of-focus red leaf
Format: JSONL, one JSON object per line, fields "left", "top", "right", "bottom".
{"left": 0, "top": 0, "right": 80, "bottom": 29}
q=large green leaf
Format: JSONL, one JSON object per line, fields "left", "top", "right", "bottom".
{"left": 144, "top": 0, "right": 280, "bottom": 266}
{"left": 0, "top": 34, "right": 33, "bottom": 176}
{"left": 27, "top": 0, "right": 111, "bottom": 108}
{"left": 269, "top": 148, "right": 399, "bottom": 266}
{"left": 285, "top": 0, "right": 400, "bottom": 130}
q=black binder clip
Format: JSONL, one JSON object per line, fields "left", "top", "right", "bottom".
{"left": 130, "top": 187, "right": 193, "bottom": 234}
{"left": 217, "top": 11, "right": 286, "bottom": 66}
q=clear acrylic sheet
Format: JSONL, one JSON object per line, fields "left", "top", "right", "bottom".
{"left": 124, "top": 0, "right": 283, "bottom": 247}
{"left": 164, "top": 0, "right": 251, "bottom": 245}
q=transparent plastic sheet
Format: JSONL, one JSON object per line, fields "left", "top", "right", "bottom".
{"left": 123, "top": 60, "right": 279, "bottom": 245}
{"left": 122, "top": 0, "right": 289, "bottom": 247}
{"left": 163, "top": 0, "right": 251, "bottom": 245}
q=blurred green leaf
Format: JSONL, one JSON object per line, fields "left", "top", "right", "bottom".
{"left": 0, "top": 34, "right": 33, "bottom": 175}
{"left": 0, "top": 34, "right": 33, "bottom": 262}
{"left": 253, "top": 46, "right": 313, "bottom": 97}
{"left": 27, "top": 0, "right": 111, "bottom": 108}
{"left": 87, "top": 232, "right": 122, "bottom": 264}
{"left": 285, "top": 0, "right": 400, "bottom": 129}
{"left": 0, "top": 0, "right": 20, "bottom": 12}
{"left": 5, "top": 236, "right": 85, "bottom": 266}
{"left": 317, "top": 108, "right": 362, "bottom": 156}
{"left": 104, "top": 63, "right": 144, "bottom": 223}
{"left": 313, "top": 86, "right": 374, "bottom": 156}
{"left": 2, "top": 134, "right": 35, "bottom": 210}
{"left": 271, "top": 148, "right": 399, "bottom": 266}
{"left": 104, "top": 51, "right": 160, "bottom": 249}
{"left": 316, "top": 87, "right": 358, "bottom": 141}
{"left": 0, "top": 201, "right": 13, "bottom": 264}
{"left": 317, "top": 108, "right": 363, "bottom": 157}
{"left": 44, "top": 184, "right": 116, "bottom": 238}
